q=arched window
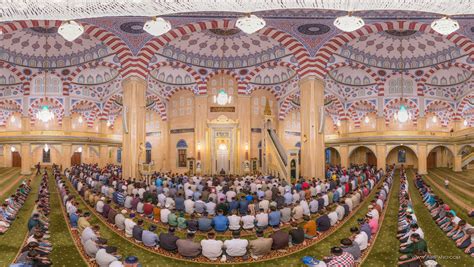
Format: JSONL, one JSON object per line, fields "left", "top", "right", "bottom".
{"left": 117, "top": 148, "right": 122, "bottom": 163}
{"left": 42, "top": 148, "right": 51, "bottom": 163}
{"left": 176, "top": 139, "right": 188, "bottom": 167}
{"left": 145, "top": 142, "right": 152, "bottom": 164}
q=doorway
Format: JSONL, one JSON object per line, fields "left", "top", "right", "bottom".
{"left": 12, "top": 151, "right": 21, "bottom": 167}
{"left": 71, "top": 152, "right": 82, "bottom": 166}
{"left": 290, "top": 159, "right": 296, "bottom": 180}
{"left": 216, "top": 142, "right": 229, "bottom": 174}
{"left": 427, "top": 152, "right": 437, "bottom": 169}
{"left": 367, "top": 152, "right": 377, "bottom": 166}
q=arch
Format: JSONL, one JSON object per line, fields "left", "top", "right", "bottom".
{"left": 325, "top": 147, "right": 341, "bottom": 166}
{"left": 383, "top": 98, "right": 419, "bottom": 125}
{"left": 428, "top": 145, "right": 455, "bottom": 157}
{"left": 347, "top": 100, "right": 377, "bottom": 128}
{"left": 0, "top": 20, "right": 133, "bottom": 92}
{"left": 101, "top": 94, "right": 123, "bottom": 120}
{"left": 313, "top": 21, "right": 474, "bottom": 80}
{"left": 326, "top": 62, "right": 384, "bottom": 96}
{"left": 132, "top": 19, "right": 310, "bottom": 79}
{"left": 248, "top": 86, "right": 282, "bottom": 101}
{"left": 349, "top": 145, "right": 377, "bottom": 166}
{"left": 457, "top": 144, "right": 473, "bottom": 156}
{"left": 28, "top": 97, "right": 64, "bottom": 125}
{"left": 70, "top": 99, "right": 101, "bottom": 128}
{"left": 146, "top": 95, "right": 167, "bottom": 121}
{"left": 425, "top": 100, "right": 455, "bottom": 127}
{"left": 349, "top": 145, "right": 377, "bottom": 158}
{"left": 386, "top": 145, "right": 419, "bottom": 168}
{"left": 164, "top": 86, "right": 196, "bottom": 101}
{"left": 0, "top": 61, "right": 27, "bottom": 87}
{"left": 383, "top": 71, "right": 420, "bottom": 96}
{"left": 204, "top": 69, "right": 241, "bottom": 93}
{"left": 65, "top": 61, "right": 122, "bottom": 95}
{"left": 241, "top": 61, "right": 300, "bottom": 94}
{"left": 418, "top": 62, "right": 473, "bottom": 96}
{"left": 278, "top": 93, "right": 300, "bottom": 120}
{"left": 455, "top": 94, "right": 474, "bottom": 121}
{"left": 148, "top": 61, "right": 204, "bottom": 94}
{"left": 176, "top": 139, "right": 188, "bottom": 149}
{"left": 25, "top": 70, "right": 63, "bottom": 96}
{"left": 0, "top": 99, "right": 22, "bottom": 126}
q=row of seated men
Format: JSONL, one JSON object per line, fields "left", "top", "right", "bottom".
{"left": 0, "top": 179, "right": 32, "bottom": 233}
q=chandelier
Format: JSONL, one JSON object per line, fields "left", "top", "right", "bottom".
{"left": 333, "top": 12, "right": 365, "bottom": 32}
{"left": 44, "top": 144, "right": 50, "bottom": 152}
{"left": 58, "top": 20, "right": 84, "bottom": 41}
{"left": 143, "top": 17, "right": 172, "bottom": 36}
{"left": 213, "top": 89, "right": 231, "bottom": 106}
{"left": 36, "top": 29, "right": 54, "bottom": 123}
{"left": 431, "top": 17, "right": 459, "bottom": 35}
{"left": 236, "top": 14, "right": 266, "bottom": 34}
{"left": 395, "top": 37, "right": 411, "bottom": 124}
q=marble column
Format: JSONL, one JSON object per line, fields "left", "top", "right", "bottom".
{"left": 418, "top": 143, "right": 428, "bottom": 175}
{"left": 339, "top": 119, "right": 349, "bottom": 136}
{"left": 300, "top": 76, "right": 325, "bottom": 179}
{"left": 61, "top": 143, "right": 72, "bottom": 170}
{"left": 417, "top": 116, "right": 426, "bottom": 132}
{"left": 237, "top": 95, "right": 251, "bottom": 174}
{"left": 62, "top": 116, "right": 72, "bottom": 134}
{"left": 194, "top": 95, "right": 208, "bottom": 174}
{"left": 20, "top": 142, "right": 32, "bottom": 175}
{"left": 339, "top": 145, "right": 349, "bottom": 169}
{"left": 376, "top": 144, "right": 387, "bottom": 170}
{"left": 453, "top": 144, "right": 462, "bottom": 172}
{"left": 99, "top": 145, "right": 108, "bottom": 168}
{"left": 376, "top": 116, "right": 385, "bottom": 134}
{"left": 122, "top": 77, "right": 146, "bottom": 179}
{"left": 21, "top": 116, "right": 30, "bottom": 134}
{"left": 99, "top": 119, "right": 109, "bottom": 135}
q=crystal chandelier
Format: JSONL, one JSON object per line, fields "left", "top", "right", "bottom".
{"left": 58, "top": 20, "right": 84, "bottom": 41}
{"left": 431, "top": 17, "right": 459, "bottom": 35}
{"left": 236, "top": 14, "right": 266, "bottom": 34}
{"left": 36, "top": 30, "right": 54, "bottom": 123}
{"left": 213, "top": 89, "right": 231, "bottom": 106}
{"left": 395, "top": 37, "right": 411, "bottom": 124}
{"left": 464, "top": 119, "right": 469, "bottom": 126}
{"left": 143, "top": 17, "right": 172, "bottom": 36}
{"left": 334, "top": 12, "right": 365, "bottom": 32}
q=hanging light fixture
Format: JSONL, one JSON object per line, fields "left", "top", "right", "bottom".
{"left": 395, "top": 37, "right": 411, "bottom": 124}
{"left": 213, "top": 36, "right": 232, "bottom": 106}
{"left": 77, "top": 146, "right": 83, "bottom": 153}
{"left": 36, "top": 30, "right": 54, "bottom": 124}
{"left": 431, "top": 17, "right": 459, "bottom": 35}
{"left": 464, "top": 119, "right": 468, "bottom": 126}
{"left": 336, "top": 119, "right": 341, "bottom": 127}
{"left": 10, "top": 115, "right": 15, "bottom": 123}
{"left": 78, "top": 116, "right": 83, "bottom": 123}
{"left": 334, "top": 12, "right": 365, "bottom": 32}
{"left": 58, "top": 20, "right": 84, "bottom": 41}
{"left": 432, "top": 116, "right": 437, "bottom": 123}
{"left": 364, "top": 116, "right": 370, "bottom": 124}
{"left": 143, "top": 17, "right": 172, "bottom": 36}
{"left": 44, "top": 144, "right": 50, "bottom": 152}
{"left": 236, "top": 14, "right": 266, "bottom": 34}
{"left": 10, "top": 146, "right": 16, "bottom": 152}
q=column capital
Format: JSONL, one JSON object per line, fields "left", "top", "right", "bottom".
{"left": 122, "top": 76, "right": 147, "bottom": 87}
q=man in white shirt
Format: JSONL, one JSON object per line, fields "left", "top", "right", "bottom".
{"left": 367, "top": 205, "right": 379, "bottom": 221}
{"left": 242, "top": 214, "right": 256, "bottom": 230}
{"left": 255, "top": 209, "right": 269, "bottom": 229}
{"left": 259, "top": 198, "right": 270, "bottom": 213}
{"left": 351, "top": 226, "right": 368, "bottom": 250}
{"left": 228, "top": 211, "right": 242, "bottom": 231}
{"left": 201, "top": 232, "right": 223, "bottom": 260}
{"left": 328, "top": 210, "right": 339, "bottom": 226}
{"left": 205, "top": 198, "right": 217, "bottom": 216}
{"left": 95, "top": 197, "right": 105, "bottom": 213}
{"left": 160, "top": 205, "right": 171, "bottom": 223}
{"left": 335, "top": 203, "right": 345, "bottom": 221}
{"left": 124, "top": 213, "right": 136, "bottom": 238}
{"left": 223, "top": 231, "right": 249, "bottom": 257}
{"left": 309, "top": 197, "right": 319, "bottom": 214}
{"left": 300, "top": 199, "right": 310, "bottom": 216}
{"left": 184, "top": 196, "right": 195, "bottom": 215}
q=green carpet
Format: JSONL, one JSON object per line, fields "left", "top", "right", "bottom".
{"left": 0, "top": 172, "right": 40, "bottom": 266}
{"left": 427, "top": 170, "right": 474, "bottom": 207}
{"left": 0, "top": 168, "right": 23, "bottom": 199}
{"left": 48, "top": 174, "right": 87, "bottom": 267}
{"left": 406, "top": 169, "right": 473, "bottom": 266}
{"left": 362, "top": 172, "right": 401, "bottom": 267}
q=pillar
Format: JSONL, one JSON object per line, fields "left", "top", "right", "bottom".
{"left": 339, "top": 145, "right": 349, "bottom": 169}
{"left": 237, "top": 95, "right": 251, "bottom": 174}
{"left": 122, "top": 77, "right": 146, "bottom": 179}
{"left": 61, "top": 143, "right": 72, "bottom": 170}
{"left": 194, "top": 95, "right": 208, "bottom": 174}
{"left": 376, "top": 116, "right": 385, "bottom": 134}
{"left": 21, "top": 116, "right": 30, "bottom": 134}
{"left": 453, "top": 144, "right": 462, "bottom": 172}
{"left": 99, "top": 119, "right": 109, "bottom": 135}
{"left": 418, "top": 143, "right": 428, "bottom": 175}
{"left": 20, "top": 143, "right": 32, "bottom": 175}
{"left": 300, "top": 77, "right": 325, "bottom": 179}
{"left": 376, "top": 144, "right": 387, "bottom": 170}
{"left": 99, "top": 145, "right": 108, "bottom": 168}
{"left": 339, "top": 119, "right": 349, "bottom": 136}
{"left": 417, "top": 116, "right": 426, "bottom": 132}
{"left": 62, "top": 116, "right": 72, "bottom": 134}
{"left": 452, "top": 120, "right": 462, "bottom": 132}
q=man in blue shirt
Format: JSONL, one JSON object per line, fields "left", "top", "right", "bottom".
{"left": 238, "top": 196, "right": 249, "bottom": 215}
{"left": 142, "top": 225, "right": 159, "bottom": 248}
{"left": 198, "top": 212, "right": 213, "bottom": 232}
{"left": 70, "top": 209, "right": 80, "bottom": 228}
{"left": 212, "top": 209, "right": 229, "bottom": 232}
{"left": 268, "top": 206, "right": 281, "bottom": 227}
{"left": 228, "top": 197, "right": 239, "bottom": 213}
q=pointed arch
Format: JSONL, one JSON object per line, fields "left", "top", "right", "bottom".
{"left": 70, "top": 99, "right": 101, "bottom": 127}
{"left": 326, "top": 61, "right": 384, "bottom": 96}
{"left": 28, "top": 97, "right": 64, "bottom": 125}
{"left": 383, "top": 98, "right": 419, "bottom": 125}
{"left": 241, "top": 61, "right": 300, "bottom": 94}
{"left": 148, "top": 61, "right": 204, "bottom": 94}
{"left": 347, "top": 100, "right": 378, "bottom": 128}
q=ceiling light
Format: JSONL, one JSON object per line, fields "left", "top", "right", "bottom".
{"left": 397, "top": 105, "right": 409, "bottom": 123}
{"left": 78, "top": 116, "right": 83, "bottom": 123}
{"left": 106, "top": 121, "right": 111, "bottom": 127}
{"left": 11, "top": 146, "right": 16, "bottom": 152}
{"left": 334, "top": 12, "right": 365, "bottom": 32}
{"left": 44, "top": 144, "right": 50, "bottom": 152}
{"left": 77, "top": 147, "right": 83, "bottom": 153}
{"left": 143, "top": 17, "right": 171, "bottom": 36}
{"left": 10, "top": 116, "right": 15, "bottom": 123}
{"left": 432, "top": 116, "right": 437, "bottom": 123}
{"left": 431, "top": 17, "right": 459, "bottom": 35}
{"left": 58, "top": 20, "right": 84, "bottom": 41}
{"left": 236, "top": 14, "right": 266, "bottom": 34}
{"left": 364, "top": 116, "right": 370, "bottom": 124}
{"left": 213, "top": 90, "right": 232, "bottom": 106}
{"left": 464, "top": 119, "right": 468, "bottom": 126}
{"left": 336, "top": 120, "right": 341, "bottom": 127}
{"left": 36, "top": 105, "right": 54, "bottom": 123}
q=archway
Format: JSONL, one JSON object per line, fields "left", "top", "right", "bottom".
{"left": 349, "top": 146, "right": 377, "bottom": 166}
{"left": 427, "top": 146, "right": 454, "bottom": 169}
{"left": 386, "top": 146, "right": 418, "bottom": 169}
{"left": 11, "top": 148, "right": 21, "bottom": 167}
{"left": 325, "top": 147, "right": 341, "bottom": 166}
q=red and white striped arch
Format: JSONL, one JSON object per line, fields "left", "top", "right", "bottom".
{"left": 326, "top": 62, "right": 384, "bottom": 96}
{"left": 248, "top": 86, "right": 282, "bottom": 101}
{"left": 70, "top": 99, "right": 101, "bottom": 128}
{"left": 383, "top": 98, "right": 420, "bottom": 125}
{"left": 65, "top": 61, "right": 122, "bottom": 95}
{"left": 325, "top": 94, "right": 347, "bottom": 120}
{"left": 347, "top": 100, "right": 377, "bottom": 128}
{"left": 425, "top": 100, "right": 455, "bottom": 127}
{"left": 419, "top": 62, "right": 474, "bottom": 95}
{"left": 313, "top": 21, "right": 474, "bottom": 80}
{"left": 0, "top": 20, "right": 133, "bottom": 93}
{"left": 241, "top": 61, "right": 300, "bottom": 94}
{"left": 131, "top": 19, "right": 310, "bottom": 79}
{"left": 0, "top": 61, "right": 27, "bottom": 87}
{"left": 455, "top": 94, "right": 474, "bottom": 121}
{"left": 204, "top": 69, "right": 242, "bottom": 94}
{"left": 278, "top": 94, "right": 298, "bottom": 120}
{"left": 28, "top": 97, "right": 64, "bottom": 125}
{"left": 0, "top": 99, "right": 22, "bottom": 126}
{"left": 148, "top": 61, "right": 204, "bottom": 94}
{"left": 100, "top": 94, "right": 122, "bottom": 120}
{"left": 146, "top": 95, "right": 167, "bottom": 121}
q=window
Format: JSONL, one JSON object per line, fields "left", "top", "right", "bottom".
{"left": 32, "top": 75, "right": 62, "bottom": 95}
{"left": 42, "top": 149, "right": 51, "bottom": 163}
{"left": 117, "top": 148, "right": 122, "bottom": 163}
{"left": 145, "top": 142, "right": 152, "bottom": 164}
{"left": 176, "top": 139, "right": 188, "bottom": 168}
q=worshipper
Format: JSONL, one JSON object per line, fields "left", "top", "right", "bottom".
{"left": 96, "top": 246, "right": 121, "bottom": 267}
{"left": 159, "top": 227, "right": 179, "bottom": 252}
{"left": 132, "top": 219, "right": 144, "bottom": 242}
{"left": 350, "top": 227, "right": 368, "bottom": 251}
{"left": 399, "top": 233, "right": 428, "bottom": 260}
{"left": 201, "top": 232, "right": 224, "bottom": 261}
{"left": 256, "top": 208, "right": 269, "bottom": 229}
{"left": 223, "top": 230, "right": 248, "bottom": 259}
{"left": 124, "top": 213, "right": 136, "bottom": 238}
{"left": 316, "top": 209, "right": 331, "bottom": 232}
{"left": 340, "top": 238, "right": 361, "bottom": 260}
{"left": 249, "top": 229, "right": 273, "bottom": 259}
{"left": 78, "top": 212, "right": 91, "bottom": 232}
{"left": 114, "top": 210, "right": 127, "bottom": 231}
{"left": 303, "top": 215, "right": 317, "bottom": 239}
{"left": 212, "top": 209, "right": 229, "bottom": 232}
{"left": 324, "top": 246, "right": 355, "bottom": 267}
{"left": 176, "top": 232, "right": 202, "bottom": 258}
{"left": 198, "top": 212, "right": 213, "bottom": 232}
{"left": 270, "top": 225, "right": 290, "bottom": 251}
{"left": 289, "top": 221, "right": 305, "bottom": 245}
{"left": 241, "top": 212, "right": 256, "bottom": 231}
{"left": 142, "top": 225, "right": 159, "bottom": 248}
{"left": 228, "top": 210, "right": 242, "bottom": 231}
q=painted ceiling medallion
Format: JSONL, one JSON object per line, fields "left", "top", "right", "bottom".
{"left": 297, "top": 23, "right": 330, "bottom": 35}
{"left": 384, "top": 30, "right": 417, "bottom": 36}
{"left": 120, "top": 21, "right": 146, "bottom": 34}
{"left": 209, "top": 28, "right": 241, "bottom": 36}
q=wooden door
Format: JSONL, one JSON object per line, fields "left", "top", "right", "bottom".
{"left": 427, "top": 152, "right": 437, "bottom": 169}
{"left": 367, "top": 152, "right": 377, "bottom": 166}
{"left": 12, "top": 151, "right": 21, "bottom": 167}
{"left": 71, "top": 152, "right": 82, "bottom": 166}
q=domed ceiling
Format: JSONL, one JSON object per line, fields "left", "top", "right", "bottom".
{"left": 0, "top": 27, "right": 111, "bottom": 69}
